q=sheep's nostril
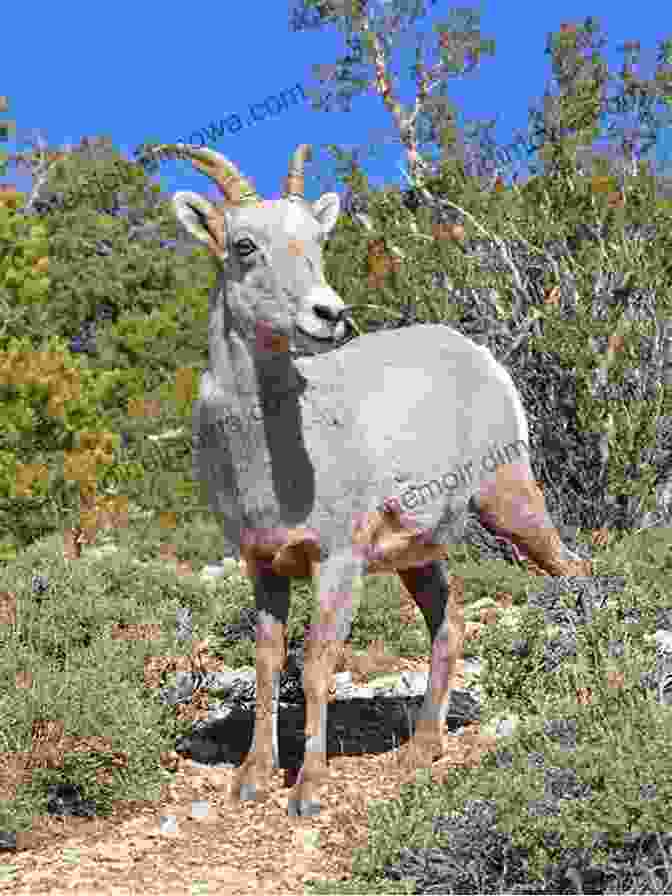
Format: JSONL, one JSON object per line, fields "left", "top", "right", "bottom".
{"left": 313, "top": 304, "right": 336, "bottom": 322}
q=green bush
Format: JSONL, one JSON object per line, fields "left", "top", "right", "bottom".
{"left": 0, "top": 151, "right": 216, "bottom": 561}
{"left": 321, "top": 142, "right": 672, "bottom": 536}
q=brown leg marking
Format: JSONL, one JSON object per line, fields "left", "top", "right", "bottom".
{"left": 475, "top": 462, "right": 592, "bottom": 576}
{"left": 397, "top": 566, "right": 465, "bottom": 767}
{"left": 287, "top": 606, "right": 346, "bottom": 815}
{"left": 229, "top": 609, "right": 286, "bottom": 804}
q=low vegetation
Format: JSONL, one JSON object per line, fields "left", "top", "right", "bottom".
{"left": 1, "top": 476, "right": 671, "bottom": 892}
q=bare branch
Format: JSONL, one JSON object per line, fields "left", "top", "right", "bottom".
{"left": 7, "top": 130, "right": 60, "bottom": 216}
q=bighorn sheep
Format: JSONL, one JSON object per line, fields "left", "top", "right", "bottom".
{"left": 151, "top": 141, "right": 593, "bottom": 818}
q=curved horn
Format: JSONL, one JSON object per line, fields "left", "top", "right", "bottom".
{"left": 283, "top": 144, "right": 312, "bottom": 200}
{"left": 147, "top": 144, "right": 260, "bottom": 205}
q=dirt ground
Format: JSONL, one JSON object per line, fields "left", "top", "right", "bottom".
{"left": 0, "top": 539, "right": 499, "bottom": 895}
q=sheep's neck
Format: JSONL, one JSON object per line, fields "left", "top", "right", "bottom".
{"left": 218, "top": 331, "right": 305, "bottom": 530}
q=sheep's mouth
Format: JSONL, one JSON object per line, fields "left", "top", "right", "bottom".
{"left": 294, "top": 301, "right": 356, "bottom": 350}
{"left": 293, "top": 327, "right": 354, "bottom": 358}
{"left": 295, "top": 317, "right": 355, "bottom": 346}
{"left": 296, "top": 326, "right": 346, "bottom": 344}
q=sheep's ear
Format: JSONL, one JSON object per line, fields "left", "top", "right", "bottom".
{"left": 312, "top": 192, "right": 340, "bottom": 240}
{"left": 172, "top": 191, "right": 219, "bottom": 245}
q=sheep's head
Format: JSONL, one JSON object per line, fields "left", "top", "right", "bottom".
{"left": 150, "top": 142, "right": 355, "bottom": 358}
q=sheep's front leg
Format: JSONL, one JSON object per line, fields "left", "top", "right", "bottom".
{"left": 230, "top": 566, "right": 290, "bottom": 804}
{"left": 288, "top": 550, "right": 362, "bottom": 818}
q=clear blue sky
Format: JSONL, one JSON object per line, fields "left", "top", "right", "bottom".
{"left": 1, "top": 1, "right": 670, "bottom": 206}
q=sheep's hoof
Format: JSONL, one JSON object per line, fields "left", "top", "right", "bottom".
{"left": 286, "top": 760, "right": 328, "bottom": 816}
{"left": 238, "top": 782, "right": 262, "bottom": 802}
{"left": 229, "top": 756, "right": 273, "bottom": 804}
{"left": 288, "top": 797, "right": 321, "bottom": 817}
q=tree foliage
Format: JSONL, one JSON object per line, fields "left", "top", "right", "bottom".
{"left": 290, "top": 3, "right": 672, "bottom": 534}
{"left": 0, "top": 134, "right": 216, "bottom": 561}
{"left": 2, "top": 8, "right": 672, "bottom": 559}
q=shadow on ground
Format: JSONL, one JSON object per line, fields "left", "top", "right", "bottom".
{"left": 176, "top": 692, "right": 477, "bottom": 771}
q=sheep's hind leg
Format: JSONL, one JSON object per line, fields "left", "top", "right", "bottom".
{"left": 473, "top": 462, "right": 592, "bottom": 577}
{"left": 398, "top": 563, "right": 465, "bottom": 768}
